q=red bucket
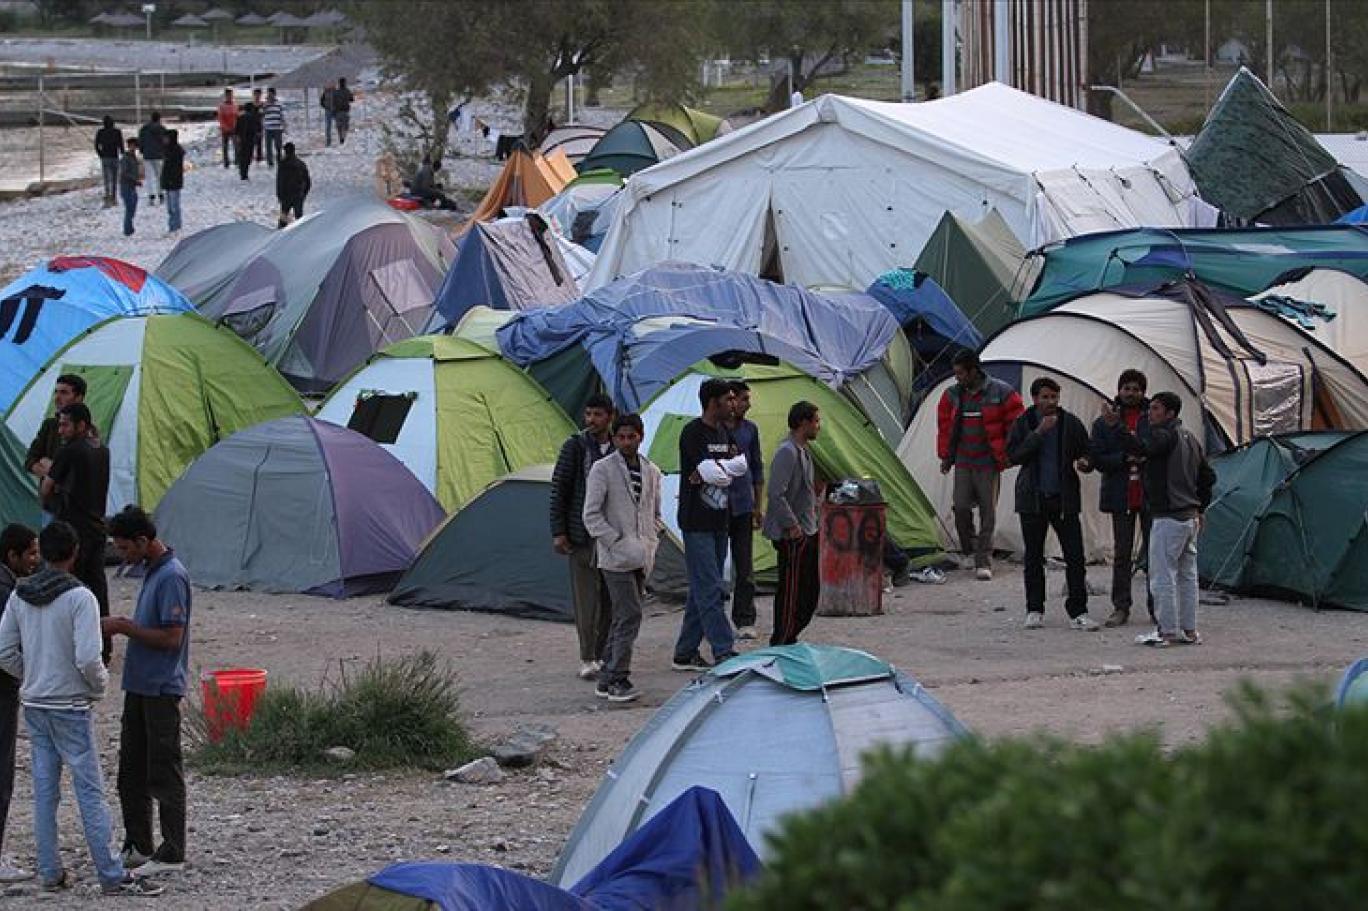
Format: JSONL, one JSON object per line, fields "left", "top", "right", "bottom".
{"left": 201, "top": 668, "right": 268, "bottom": 742}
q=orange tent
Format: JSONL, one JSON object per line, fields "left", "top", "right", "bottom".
{"left": 462, "top": 148, "right": 576, "bottom": 232}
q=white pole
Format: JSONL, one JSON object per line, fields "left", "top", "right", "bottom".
{"left": 993, "top": 0, "right": 1010, "bottom": 84}
{"left": 566, "top": 73, "right": 575, "bottom": 124}
{"left": 941, "top": 0, "right": 956, "bottom": 96}
{"left": 1266, "top": 0, "right": 1274, "bottom": 89}
{"left": 1204, "top": 0, "right": 1211, "bottom": 111}
{"left": 901, "top": 0, "right": 916, "bottom": 101}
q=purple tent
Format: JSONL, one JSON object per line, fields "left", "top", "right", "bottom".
{"left": 156, "top": 415, "right": 444, "bottom": 597}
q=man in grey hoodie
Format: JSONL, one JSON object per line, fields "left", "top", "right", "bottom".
{"left": 0, "top": 524, "right": 38, "bottom": 883}
{"left": 0, "top": 522, "right": 161, "bottom": 897}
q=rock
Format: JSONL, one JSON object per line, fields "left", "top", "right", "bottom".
{"left": 1102, "top": 664, "right": 1124, "bottom": 675}
{"left": 445, "top": 756, "right": 506, "bottom": 785}
{"left": 279, "top": 849, "right": 306, "bottom": 859}
{"left": 313, "top": 825, "right": 330, "bottom": 837}
{"left": 435, "top": 844, "right": 451, "bottom": 854}
{"left": 323, "top": 746, "right": 356, "bottom": 763}
{"left": 493, "top": 724, "right": 558, "bottom": 768}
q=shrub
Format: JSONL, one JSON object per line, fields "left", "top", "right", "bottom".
{"left": 730, "top": 685, "right": 1368, "bottom": 911}
{"left": 191, "top": 651, "right": 479, "bottom": 774}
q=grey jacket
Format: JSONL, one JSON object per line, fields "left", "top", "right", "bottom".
{"left": 582, "top": 450, "right": 663, "bottom": 574}
{"left": 0, "top": 569, "right": 107, "bottom": 710}
{"left": 763, "top": 437, "right": 818, "bottom": 540}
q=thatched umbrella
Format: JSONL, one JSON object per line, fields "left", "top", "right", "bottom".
{"left": 171, "top": 13, "right": 209, "bottom": 28}
{"left": 236, "top": 12, "right": 267, "bottom": 26}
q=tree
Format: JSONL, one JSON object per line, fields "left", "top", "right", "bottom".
{"left": 1085, "top": 0, "right": 1169, "bottom": 119}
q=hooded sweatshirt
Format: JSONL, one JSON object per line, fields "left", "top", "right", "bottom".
{"left": 0, "top": 568, "right": 107, "bottom": 709}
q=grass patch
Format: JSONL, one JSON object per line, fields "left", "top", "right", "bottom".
{"left": 190, "top": 651, "right": 480, "bottom": 775}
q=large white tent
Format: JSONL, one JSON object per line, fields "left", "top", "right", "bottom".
{"left": 588, "top": 83, "right": 1207, "bottom": 292}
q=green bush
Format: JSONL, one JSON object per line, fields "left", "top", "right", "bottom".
{"left": 730, "top": 685, "right": 1368, "bottom": 911}
{"left": 191, "top": 651, "right": 479, "bottom": 774}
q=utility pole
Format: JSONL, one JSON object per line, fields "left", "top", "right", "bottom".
{"left": 1204, "top": 0, "right": 1211, "bottom": 112}
{"left": 37, "top": 75, "right": 45, "bottom": 185}
{"left": 993, "top": 0, "right": 1010, "bottom": 84}
{"left": 941, "top": 0, "right": 956, "bottom": 96}
{"left": 901, "top": 0, "right": 916, "bottom": 101}
{"left": 1266, "top": 0, "right": 1274, "bottom": 90}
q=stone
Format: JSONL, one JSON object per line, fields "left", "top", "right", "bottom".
{"left": 493, "top": 724, "right": 557, "bottom": 768}
{"left": 323, "top": 746, "right": 355, "bottom": 764}
{"left": 445, "top": 756, "right": 506, "bottom": 785}
{"left": 313, "top": 825, "right": 330, "bottom": 837}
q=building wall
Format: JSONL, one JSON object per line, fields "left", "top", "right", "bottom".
{"left": 959, "top": 0, "right": 1089, "bottom": 109}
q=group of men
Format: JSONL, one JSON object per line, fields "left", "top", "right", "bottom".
{"left": 94, "top": 113, "right": 185, "bottom": 236}
{"left": 0, "top": 377, "right": 192, "bottom": 895}
{"left": 215, "top": 87, "right": 313, "bottom": 228}
{"left": 937, "top": 351, "right": 1215, "bottom": 645}
{"left": 550, "top": 381, "right": 823, "bottom": 702}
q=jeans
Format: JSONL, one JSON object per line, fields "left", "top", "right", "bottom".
{"left": 952, "top": 467, "right": 999, "bottom": 568}
{"left": 265, "top": 129, "right": 283, "bottom": 166}
{"left": 143, "top": 159, "right": 162, "bottom": 199}
{"left": 118, "top": 694, "right": 186, "bottom": 863}
{"left": 323, "top": 110, "right": 334, "bottom": 146}
{"left": 120, "top": 185, "right": 137, "bottom": 236}
{"left": 0, "top": 676, "right": 17, "bottom": 855}
{"left": 100, "top": 158, "right": 118, "bottom": 201}
{"left": 568, "top": 544, "right": 610, "bottom": 663}
{"left": 727, "top": 512, "right": 756, "bottom": 628}
{"left": 772, "top": 534, "right": 820, "bottom": 646}
{"left": 220, "top": 132, "right": 233, "bottom": 167}
{"left": 1020, "top": 499, "right": 1088, "bottom": 618}
{"left": 676, "top": 530, "right": 734, "bottom": 661}
{"left": 1150, "top": 516, "right": 1199, "bottom": 635}
{"left": 26, "top": 707, "right": 125, "bottom": 887}
{"left": 599, "top": 570, "right": 644, "bottom": 685}
{"left": 164, "top": 189, "right": 181, "bottom": 232}
{"left": 254, "top": 130, "right": 264, "bottom": 162}
{"left": 1110, "top": 510, "right": 1153, "bottom": 617}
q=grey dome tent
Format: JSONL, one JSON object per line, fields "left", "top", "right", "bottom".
{"left": 389, "top": 464, "right": 685, "bottom": 621}
{"left": 550, "top": 644, "right": 968, "bottom": 886}
{"left": 155, "top": 221, "right": 274, "bottom": 305}
{"left": 157, "top": 415, "right": 445, "bottom": 598}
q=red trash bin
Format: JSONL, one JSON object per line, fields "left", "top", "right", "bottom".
{"left": 816, "top": 499, "right": 887, "bottom": 617}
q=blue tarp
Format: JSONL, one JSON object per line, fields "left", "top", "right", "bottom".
{"left": 496, "top": 263, "right": 901, "bottom": 411}
{"left": 1337, "top": 205, "right": 1368, "bottom": 225}
{"left": 864, "top": 268, "right": 982, "bottom": 358}
{"left": 0, "top": 256, "right": 192, "bottom": 415}
{"left": 364, "top": 787, "right": 759, "bottom": 911}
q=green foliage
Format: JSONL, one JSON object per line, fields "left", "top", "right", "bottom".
{"left": 191, "top": 651, "right": 479, "bottom": 775}
{"left": 731, "top": 685, "right": 1368, "bottom": 911}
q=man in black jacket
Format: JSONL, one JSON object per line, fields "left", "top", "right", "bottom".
{"left": 275, "top": 143, "right": 311, "bottom": 228}
{"left": 1090, "top": 369, "right": 1152, "bottom": 627}
{"left": 136, "top": 112, "right": 167, "bottom": 205}
{"left": 161, "top": 130, "right": 184, "bottom": 234}
{"left": 550, "top": 394, "right": 615, "bottom": 680}
{"left": 234, "top": 103, "right": 261, "bottom": 181}
{"left": 94, "top": 116, "right": 122, "bottom": 207}
{"left": 1006, "top": 377, "right": 1098, "bottom": 631}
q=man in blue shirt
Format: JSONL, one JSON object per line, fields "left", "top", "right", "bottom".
{"left": 723, "top": 381, "right": 764, "bottom": 640}
{"left": 103, "top": 507, "right": 190, "bottom": 876}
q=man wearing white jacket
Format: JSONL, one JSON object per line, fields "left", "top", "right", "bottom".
{"left": 583, "top": 414, "right": 663, "bottom": 703}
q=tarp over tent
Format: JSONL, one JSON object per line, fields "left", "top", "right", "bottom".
{"left": 913, "top": 209, "right": 1038, "bottom": 337}
{"left": 587, "top": 84, "right": 1204, "bottom": 292}
{"left": 539, "top": 170, "right": 625, "bottom": 254}
{"left": 431, "top": 214, "right": 582, "bottom": 328}
{"left": 154, "top": 221, "right": 274, "bottom": 306}
{"left": 0, "top": 422, "right": 38, "bottom": 528}
{"left": 315, "top": 335, "right": 574, "bottom": 512}
{"left": 551, "top": 644, "right": 967, "bottom": 886}
{"left": 864, "top": 268, "right": 981, "bottom": 365}
{"left": 576, "top": 120, "right": 693, "bottom": 178}
{"left": 196, "top": 199, "right": 455, "bottom": 393}
{"left": 4, "top": 313, "right": 304, "bottom": 513}
{"left": 466, "top": 147, "right": 576, "bottom": 228}
{"left": 1250, "top": 268, "right": 1368, "bottom": 371}
{"left": 157, "top": 416, "right": 443, "bottom": 597}
{"left": 1, "top": 256, "right": 192, "bottom": 415}
{"left": 1186, "top": 68, "right": 1363, "bottom": 225}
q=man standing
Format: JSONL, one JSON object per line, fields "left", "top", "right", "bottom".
{"left": 1006, "top": 378, "right": 1099, "bottom": 631}
{"left": 331, "top": 77, "right": 354, "bottom": 145}
{"left": 216, "top": 89, "right": 236, "bottom": 169}
{"left": 104, "top": 507, "right": 191, "bottom": 876}
{"left": 25, "top": 373, "right": 86, "bottom": 524}
{"left": 94, "top": 116, "right": 122, "bottom": 208}
{"left": 250, "top": 88, "right": 266, "bottom": 162}
{"left": 763, "top": 401, "right": 822, "bottom": 646}
{"left": 262, "top": 87, "right": 285, "bottom": 167}
{"left": 235, "top": 102, "right": 261, "bottom": 181}
{"left": 936, "top": 350, "right": 1024, "bottom": 580}
{"left": 41, "top": 403, "right": 111, "bottom": 663}
{"left": 117, "top": 138, "right": 141, "bottom": 237}
{"left": 161, "top": 130, "right": 184, "bottom": 234}
{"left": 0, "top": 524, "right": 38, "bottom": 883}
{"left": 276, "top": 143, "right": 311, "bottom": 228}
{"left": 673, "top": 379, "right": 740, "bottom": 670}
{"left": 723, "top": 380, "right": 763, "bottom": 640}
{"left": 582, "top": 414, "right": 662, "bottom": 704}
{"left": 320, "top": 81, "right": 336, "bottom": 146}
{"left": 551, "top": 394, "right": 615, "bottom": 680}
{"left": 0, "top": 522, "right": 161, "bottom": 896}
{"left": 1116, "top": 393, "right": 1215, "bottom": 647}
{"left": 136, "top": 112, "right": 167, "bottom": 206}
{"left": 1090, "top": 370, "right": 1153, "bottom": 627}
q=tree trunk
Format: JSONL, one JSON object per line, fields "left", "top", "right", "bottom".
{"left": 1086, "top": 88, "right": 1115, "bottom": 120}
{"left": 427, "top": 90, "right": 451, "bottom": 163}
{"left": 523, "top": 69, "right": 555, "bottom": 148}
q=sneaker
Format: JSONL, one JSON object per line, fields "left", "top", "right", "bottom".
{"left": 577, "top": 660, "right": 600, "bottom": 680}
{"left": 1135, "top": 630, "right": 1172, "bottom": 648}
{"left": 594, "top": 679, "right": 610, "bottom": 699}
{"left": 1069, "top": 614, "right": 1101, "bottom": 632}
{"left": 0, "top": 858, "right": 31, "bottom": 883}
{"left": 119, "top": 846, "right": 153, "bottom": 870}
{"left": 735, "top": 626, "right": 758, "bottom": 640}
{"left": 606, "top": 680, "right": 641, "bottom": 703}
{"left": 1103, "top": 609, "right": 1130, "bottom": 628}
{"left": 130, "top": 858, "right": 184, "bottom": 876}
{"left": 1175, "top": 630, "right": 1203, "bottom": 646}
{"left": 41, "top": 871, "right": 69, "bottom": 892}
{"left": 671, "top": 653, "right": 712, "bottom": 672}
{"left": 912, "top": 566, "right": 947, "bottom": 585}
{"left": 1024, "top": 612, "right": 1044, "bottom": 629}
{"left": 976, "top": 567, "right": 993, "bottom": 581}
{"left": 889, "top": 565, "right": 912, "bottom": 587}
{"left": 102, "top": 874, "right": 165, "bottom": 897}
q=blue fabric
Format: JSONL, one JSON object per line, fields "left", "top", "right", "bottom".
{"left": 496, "top": 263, "right": 901, "bottom": 412}
{"left": 727, "top": 420, "right": 762, "bottom": 515}
{"left": 1335, "top": 658, "right": 1368, "bottom": 707}
{"left": 123, "top": 551, "right": 191, "bottom": 698}
{"left": 369, "top": 862, "right": 592, "bottom": 911}
{"left": 0, "top": 257, "right": 192, "bottom": 414}
{"left": 433, "top": 226, "right": 511, "bottom": 325}
{"left": 1336, "top": 205, "right": 1368, "bottom": 225}
{"left": 864, "top": 269, "right": 982, "bottom": 357}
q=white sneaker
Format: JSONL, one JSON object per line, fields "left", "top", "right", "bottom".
{"left": 976, "top": 567, "right": 993, "bottom": 581}
{"left": 912, "top": 566, "right": 947, "bottom": 585}
{"left": 1024, "top": 612, "right": 1044, "bottom": 629}
{"left": 130, "top": 858, "right": 185, "bottom": 876}
{"left": 735, "top": 626, "right": 758, "bottom": 641}
{"left": 577, "top": 660, "right": 599, "bottom": 680}
{"left": 0, "top": 859, "right": 30, "bottom": 883}
{"left": 1069, "top": 614, "right": 1101, "bottom": 632}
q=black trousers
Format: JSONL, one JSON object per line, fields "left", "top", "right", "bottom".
{"left": 771, "top": 534, "right": 820, "bottom": 646}
{"left": 0, "top": 675, "right": 17, "bottom": 855}
{"left": 1111, "top": 510, "right": 1154, "bottom": 619}
{"left": 1020, "top": 499, "right": 1088, "bottom": 618}
{"left": 220, "top": 132, "right": 233, "bottom": 166}
{"left": 237, "top": 139, "right": 253, "bottom": 179}
{"left": 118, "top": 693, "right": 186, "bottom": 863}
{"left": 727, "top": 512, "right": 756, "bottom": 628}
{"left": 72, "top": 527, "right": 110, "bottom": 662}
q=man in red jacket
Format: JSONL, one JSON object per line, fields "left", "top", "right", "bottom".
{"left": 936, "top": 350, "right": 1024, "bottom": 580}
{"left": 216, "top": 89, "right": 237, "bottom": 169}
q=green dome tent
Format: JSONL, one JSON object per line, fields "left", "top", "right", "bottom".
{"left": 625, "top": 102, "right": 730, "bottom": 145}
{"left": 913, "top": 209, "right": 1038, "bottom": 337}
{"left": 0, "top": 423, "right": 39, "bottom": 528}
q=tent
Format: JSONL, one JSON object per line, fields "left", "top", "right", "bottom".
{"left": 1, "top": 256, "right": 192, "bottom": 415}
{"left": 1250, "top": 268, "right": 1368, "bottom": 370}
{"left": 863, "top": 268, "right": 982, "bottom": 378}
{"left": 389, "top": 464, "right": 686, "bottom": 620}
{"left": 1199, "top": 431, "right": 1368, "bottom": 611}
{"left": 640, "top": 362, "right": 941, "bottom": 584}
{"left": 0, "top": 422, "right": 38, "bottom": 529}
{"left": 1186, "top": 68, "right": 1362, "bottom": 225}
{"left": 551, "top": 644, "right": 967, "bottom": 885}
{"left": 196, "top": 199, "right": 455, "bottom": 394}
{"left": 1337, "top": 204, "right": 1368, "bottom": 225}
{"left": 315, "top": 335, "right": 574, "bottom": 512}
{"left": 1019, "top": 225, "right": 1368, "bottom": 316}
{"left": 466, "top": 147, "right": 577, "bottom": 228}
{"left": 913, "top": 209, "right": 1038, "bottom": 336}
{"left": 624, "top": 103, "right": 731, "bottom": 145}
{"left": 4, "top": 313, "right": 304, "bottom": 513}
{"left": 1336, "top": 659, "right": 1368, "bottom": 708}
{"left": 540, "top": 125, "right": 607, "bottom": 165}
{"left": 156, "top": 416, "right": 443, "bottom": 597}
{"left": 587, "top": 84, "right": 1204, "bottom": 292}
{"left": 430, "top": 214, "right": 583, "bottom": 329}
{"left": 576, "top": 120, "right": 693, "bottom": 178}
{"left": 154, "top": 221, "right": 275, "bottom": 306}
{"left": 539, "top": 170, "right": 625, "bottom": 253}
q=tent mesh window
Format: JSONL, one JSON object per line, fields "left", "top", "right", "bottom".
{"left": 347, "top": 391, "right": 415, "bottom": 444}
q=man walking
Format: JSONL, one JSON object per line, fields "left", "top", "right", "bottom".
{"left": 0, "top": 522, "right": 162, "bottom": 896}
{"left": 320, "top": 81, "right": 336, "bottom": 146}
{"left": 1006, "top": 377, "right": 1099, "bottom": 631}
{"left": 331, "top": 77, "right": 354, "bottom": 145}
{"left": 1090, "top": 370, "right": 1153, "bottom": 627}
{"left": 94, "top": 116, "right": 122, "bottom": 208}
{"left": 551, "top": 394, "right": 615, "bottom": 680}
{"left": 104, "top": 507, "right": 191, "bottom": 876}
{"left": 0, "top": 524, "right": 38, "bottom": 883}
{"left": 250, "top": 88, "right": 265, "bottom": 162}
{"left": 1116, "top": 393, "right": 1216, "bottom": 647}
{"left": 763, "top": 401, "right": 822, "bottom": 646}
{"left": 136, "top": 112, "right": 167, "bottom": 206}
{"left": 723, "top": 380, "right": 763, "bottom": 640}
{"left": 275, "top": 143, "right": 311, "bottom": 228}
{"left": 161, "top": 130, "right": 184, "bottom": 234}
{"left": 117, "top": 138, "right": 141, "bottom": 237}
{"left": 262, "top": 87, "right": 285, "bottom": 167}
{"left": 216, "top": 89, "right": 236, "bottom": 168}
{"left": 582, "top": 414, "right": 662, "bottom": 704}
{"left": 936, "top": 350, "right": 1023, "bottom": 580}
{"left": 235, "top": 102, "right": 261, "bottom": 181}
{"left": 673, "top": 379, "right": 740, "bottom": 670}
{"left": 25, "top": 374, "right": 87, "bottom": 525}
